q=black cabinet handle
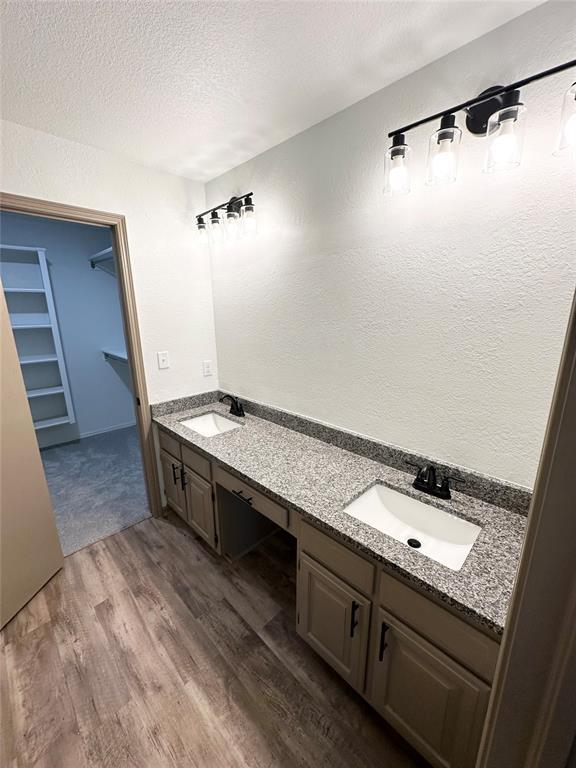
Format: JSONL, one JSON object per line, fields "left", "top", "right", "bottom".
{"left": 180, "top": 465, "right": 188, "bottom": 490}
{"left": 378, "top": 621, "right": 390, "bottom": 661}
{"left": 350, "top": 601, "right": 360, "bottom": 638}
{"left": 232, "top": 489, "right": 253, "bottom": 506}
{"left": 171, "top": 462, "right": 181, "bottom": 485}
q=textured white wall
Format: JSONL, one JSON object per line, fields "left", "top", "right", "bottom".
{"left": 0, "top": 120, "right": 218, "bottom": 404}
{"left": 207, "top": 2, "right": 576, "bottom": 488}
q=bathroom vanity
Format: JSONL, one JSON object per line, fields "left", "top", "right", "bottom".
{"left": 154, "top": 400, "right": 527, "bottom": 768}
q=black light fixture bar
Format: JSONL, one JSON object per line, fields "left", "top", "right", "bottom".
{"left": 196, "top": 193, "right": 253, "bottom": 220}
{"left": 388, "top": 58, "right": 576, "bottom": 138}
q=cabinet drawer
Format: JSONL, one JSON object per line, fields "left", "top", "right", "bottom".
{"left": 379, "top": 570, "right": 499, "bottom": 683}
{"left": 158, "top": 428, "right": 181, "bottom": 461}
{"left": 182, "top": 443, "right": 211, "bottom": 482}
{"left": 214, "top": 465, "right": 288, "bottom": 529}
{"left": 300, "top": 521, "right": 375, "bottom": 596}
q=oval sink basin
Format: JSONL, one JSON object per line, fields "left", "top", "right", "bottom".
{"left": 343, "top": 483, "right": 481, "bottom": 571}
{"left": 180, "top": 412, "right": 241, "bottom": 437}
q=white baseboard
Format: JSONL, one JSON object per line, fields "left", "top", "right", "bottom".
{"left": 79, "top": 421, "right": 136, "bottom": 439}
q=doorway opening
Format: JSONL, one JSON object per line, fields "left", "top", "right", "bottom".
{"left": 0, "top": 208, "right": 154, "bottom": 554}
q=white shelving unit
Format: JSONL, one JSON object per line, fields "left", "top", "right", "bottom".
{"left": 1, "top": 244, "right": 76, "bottom": 432}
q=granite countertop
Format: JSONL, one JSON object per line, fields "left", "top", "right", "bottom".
{"left": 154, "top": 402, "right": 527, "bottom": 637}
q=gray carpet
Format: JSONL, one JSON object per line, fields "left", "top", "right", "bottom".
{"left": 41, "top": 425, "right": 150, "bottom": 556}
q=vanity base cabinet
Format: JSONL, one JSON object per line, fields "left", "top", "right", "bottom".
{"left": 159, "top": 449, "right": 186, "bottom": 521}
{"left": 183, "top": 465, "right": 216, "bottom": 548}
{"left": 297, "top": 553, "right": 371, "bottom": 692}
{"left": 368, "top": 607, "right": 490, "bottom": 768}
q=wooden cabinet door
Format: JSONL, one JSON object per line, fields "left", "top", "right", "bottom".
{"left": 369, "top": 608, "right": 490, "bottom": 768}
{"left": 160, "top": 449, "right": 186, "bottom": 520}
{"left": 297, "top": 553, "right": 370, "bottom": 691}
{"left": 184, "top": 466, "right": 216, "bottom": 547}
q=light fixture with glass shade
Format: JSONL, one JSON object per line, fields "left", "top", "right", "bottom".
{"left": 196, "top": 193, "right": 256, "bottom": 245}
{"left": 556, "top": 81, "right": 576, "bottom": 154}
{"left": 241, "top": 195, "right": 258, "bottom": 234}
{"left": 484, "top": 90, "right": 526, "bottom": 173}
{"left": 196, "top": 216, "right": 208, "bottom": 243}
{"left": 225, "top": 200, "right": 241, "bottom": 239}
{"left": 385, "top": 58, "right": 575, "bottom": 194}
{"left": 209, "top": 210, "right": 224, "bottom": 243}
{"left": 385, "top": 134, "right": 411, "bottom": 195}
{"left": 426, "top": 114, "right": 461, "bottom": 185}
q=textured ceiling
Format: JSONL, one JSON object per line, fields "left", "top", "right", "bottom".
{"left": 1, "top": 1, "right": 540, "bottom": 182}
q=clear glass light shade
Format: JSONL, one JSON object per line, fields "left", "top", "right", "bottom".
{"left": 225, "top": 211, "right": 241, "bottom": 239}
{"left": 426, "top": 125, "right": 461, "bottom": 185}
{"left": 197, "top": 224, "right": 208, "bottom": 243}
{"left": 385, "top": 144, "right": 411, "bottom": 195}
{"left": 209, "top": 214, "right": 225, "bottom": 243}
{"left": 555, "top": 82, "right": 576, "bottom": 154}
{"left": 484, "top": 103, "right": 527, "bottom": 173}
{"left": 242, "top": 204, "right": 257, "bottom": 235}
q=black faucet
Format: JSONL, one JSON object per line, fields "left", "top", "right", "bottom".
{"left": 219, "top": 394, "right": 245, "bottom": 417}
{"left": 407, "top": 462, "right": 462, "bottom": 500}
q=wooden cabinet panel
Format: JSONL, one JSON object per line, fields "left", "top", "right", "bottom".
{"left": 369, "top": 608, "right": 490, "bottom": 768}
{"left": 184, "top": 465, "right": 216, "bottom": 548}
{"left": 158, "top": 429, "right": 181, "bottom": 461}
{"left": 160, "top": 449, "right": 186, "bottom": 520}
{"left": 214, "top": 465, "right": 288, "bottom": 529}
{"left": 181, "top": 443, "right": 211, "bottom": 482}
{"left": 300, "top": 521, "right": 374, "bottom": 595}
{"left": 297, "top": 553, "right": 370, "bottom": 691}
{"left": 379, "top": 570, "right": 499, "bottom": 683}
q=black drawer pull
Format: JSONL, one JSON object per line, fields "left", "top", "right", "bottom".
{"left": 350, "top": 601, "right": 360, "bottom": 638}
{"left": 171, "top": 463, "right": 181, "bottom": 485}
{"left": 180, "top": 466, "right": 188, "bottom": 490}
{"left": 232, "top": 489, "right": 253, "bottom": 506}
{"left": 379, "top": 621, "right": 390, "bottom": 661}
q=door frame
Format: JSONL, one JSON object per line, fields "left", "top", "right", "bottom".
{"left": 0, "top": 191, "right": 161, "bottom": 517}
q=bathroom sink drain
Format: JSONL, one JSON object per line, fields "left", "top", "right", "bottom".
{"left": 407, "top": 538, "right": 421, "bottom": 549}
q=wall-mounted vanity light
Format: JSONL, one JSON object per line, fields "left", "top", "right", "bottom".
{"left": 386, "top": 57, "right": 576, "bottom": 194}
{"left": 196, "top": 193, "right": 256, "bottom": 244}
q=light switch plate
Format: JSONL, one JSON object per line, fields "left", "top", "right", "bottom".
{"left": 157, "top": 351, "right": 170, "bottom": 370}
{"left": 202, "top": 360, "right": 213, "bottom": 377}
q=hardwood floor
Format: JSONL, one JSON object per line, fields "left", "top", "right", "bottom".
{"left": 1, "top": 515, "right": 428, "bottom": 768}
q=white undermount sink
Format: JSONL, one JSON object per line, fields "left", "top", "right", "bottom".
{"left": 343, "top": 483, "right": 481, "bottom": 571}
{"left": 180, "top": 412, "right": 241, "bottom": 437}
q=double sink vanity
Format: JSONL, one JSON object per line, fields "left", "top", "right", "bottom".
{"left": 153, "top": 394, "right": 528, "bottom": 768}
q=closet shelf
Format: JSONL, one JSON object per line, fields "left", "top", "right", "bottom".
{"left": 34, "top": 416, "right": 71, "bottom": 430}
{"left": 102, "top": 349, "right": 128, "bottom": 364}
{"left": 19, "top": 354, "right": 59, "bottom": 365}
{"left": 4, "top": 287, "right": 46, "bottom": 294}
{"left": 10, "top": 312, "right": 52, "bottom": 328}
{"left": 89, "top": 247, "right": 116, "bottom": 276}
{"left": 27, "top": 386, "right": 65, "bottom": 399}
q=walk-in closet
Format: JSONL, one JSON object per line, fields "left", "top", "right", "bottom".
{"left": 0, "top": 212, "right": 149, "bottom": 554}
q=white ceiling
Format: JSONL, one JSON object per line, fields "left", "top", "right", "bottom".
{"left": 1, "top": 1, "right": 540, "bottom": 182}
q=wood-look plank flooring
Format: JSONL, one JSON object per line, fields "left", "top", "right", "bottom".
{"left": 1, "top": 515, "right": 428, "bottom": 768}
